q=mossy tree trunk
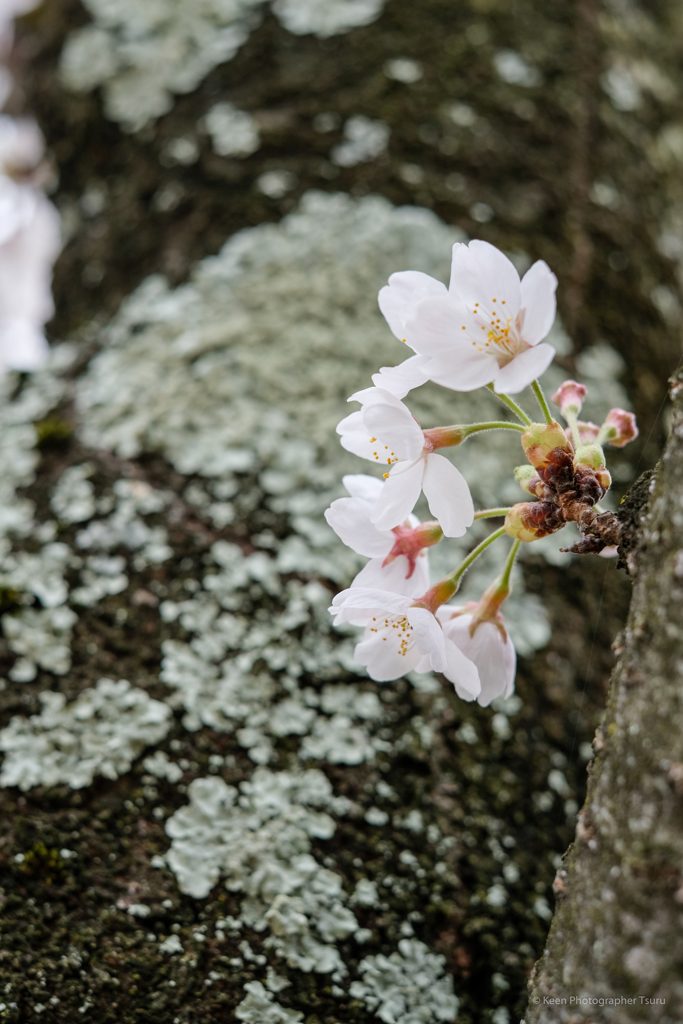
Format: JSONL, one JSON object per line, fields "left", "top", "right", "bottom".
{"left": 526, "top": 373, "right": 683, "bottom": 1021}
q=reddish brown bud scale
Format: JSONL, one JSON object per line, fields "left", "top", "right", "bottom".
{"left": 504, "top": 501, "right": 564, "bottom": 543}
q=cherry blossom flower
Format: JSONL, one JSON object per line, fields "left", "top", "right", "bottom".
{"left": 329, "top": 586, "right": 480, "bottom": 699}
{"left": 324, "top": 474, "right": 434, "bottom": 597}
{"left": 336, "top": 387, "right": 474, "bottom": 537}
{"left": 438, "top": 606, "right": 516, "bottom": 706}
{"left": 379, "top": 240, "right": 557, "bottom": 394}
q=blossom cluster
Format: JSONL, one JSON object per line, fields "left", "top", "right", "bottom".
{"left": 0, "top": 0, "right": 61, "bottom": 375}
{"left": 327, "top": 241, "right": 637, "bottom": 704}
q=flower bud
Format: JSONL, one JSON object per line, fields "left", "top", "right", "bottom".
{"left": 422, "top": 425, "right": 466, "bottom": 451}
{"left": 504, "top": 501, "right": 563, "bottom": 543}
{"left": 551, "top": 380, "right": 586, "bottom": 416}
{"left": 513, "top": 464, "right": 543, "bottom": 497}
{"left": 600, "top": 408, "right": 639, "bottom": 448}
{"left": 573, "top": 442, "right": 605, "bottom": 471}
{"left": 521, "top": 421, "right": 572, "bottom": 471}
{"left": 575, "top": 420, "right": 599, "bottom": 443}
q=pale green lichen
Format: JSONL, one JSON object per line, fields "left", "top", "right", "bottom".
{"left": 349, "top": 939, "right": 460, "bottom": 1024}
{"left": 59, "top": 0, "right": 386, "bottom": 132}
{"left": 165, "top": 769, "right": 357, "bottom": 974}
{"left": 0, "top": 678, "right": 172, "bottom": 789}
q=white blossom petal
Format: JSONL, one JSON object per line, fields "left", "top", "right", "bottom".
{"left": 354, "top": 630, "right": 422, "bottom": 680}
{"left": 449, "top": 240, "right": 521, "bottom": 314}
{"left": 362, "top": 394, "right": 425, "bottom": 463}
{"left": 324, "top": 497, "right": 389, "bottom": 558}
{"left": 492, "top": 342, "right": 555, "bottom": 394}
{"left": 341, "top": 473, "right": 383, "bottom": 503}
{"left": 378, "top": 269, "right": 446, "bottom": 340}
{"left": 442, "top": 634, "right": 482, "bottom": 699}
{"left": 424, "top": 348, "right": 498, "bottom": 392}
{"left": 337, "top": 410, "right": 379, "bottom": 461}
{"left": 405, "top": 293, "right": 474, "bottom": 357}
{"left": 329, "top": 586, "right": 411, "bottom": 625}
{"left": 421, "top": 453, "right": 474, "bottom": 538}
{"left": 519, "top": 260, "right": 557, "bottom": 345}
{"left": 370, "top": 458, "right": 425, "bottom": 531}
{"left": 409, "top": 607, "right": 449, "bottom": 672}
{"left": 351, "top": 552, "right": 429, "bottom": 596}
{"left": 372, "top": 354, "right": 431, "bottom": 398}
{"left": 441, "top": 613, "right": 515, "bottom": 706}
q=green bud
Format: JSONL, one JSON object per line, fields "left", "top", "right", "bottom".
{"left": 573, "top": 442, "right": 611, "bottom": 492}
{"left": 573, "top": 443, "right": 606, "bottom": 471}
{"left": 514, "top": 464, "right": 541, "bottom": 496}
{"left": 521, "top": 421, "right": 571, "bottom": 470}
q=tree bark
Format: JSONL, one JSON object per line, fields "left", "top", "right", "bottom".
{"left": 526, "top": 370, "right": 683, "bottom": 1022}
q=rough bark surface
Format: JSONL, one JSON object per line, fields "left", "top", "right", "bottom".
{"left": 526, "top": 371, "right": 683, "bottom": 1021}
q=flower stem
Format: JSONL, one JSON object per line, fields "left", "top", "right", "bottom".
{"left": 423, "top": 421, "right": 525, "bottom": 449}
{"left": 446, "top": 526, "right": 507, "bottom": 590}
{"left": 563, "top": 407, "right": 580, "bottom": 449}
{"left": 463, "top": 420, "right": 526, "bottom": 435}
{"left": 486, "top": 383, "right": 532, "bottom": 426}
{"left": 595, "top": 424, "right": 615, "bottom": 446}
{"left": 499, "top": 538, "right": 522, "bottom": 590}
{"left": 531, "top": 380, "right": 553, "bottom": 425}
{"left": 474, "top": 507, "right": 513, "bottom": 520}
{"left": 415, "top": 526, "right": 507, "bottom": 611}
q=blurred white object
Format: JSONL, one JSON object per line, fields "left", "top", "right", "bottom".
{"left": 331, "top": 116, "right": 390, "bottom": 167}
{"left": 0, "top": 0, "right": 40, "bottom": 53}
{"left": 0, "top": 0, "right": 43, "bottom": 102}
{"left": 204, "top": 102, "right": 260, "bottom": 158}
{"left": 0, "top": 115, "right": 45, "bottom": 173}
{"left": 0, "top": 0, "right": 40, "bottom": 16}
{"left": 0, "top": 177, "right": 60, "bottom": 370}
{"left": 0, "top": 115, "right": 61, "bottom": 373}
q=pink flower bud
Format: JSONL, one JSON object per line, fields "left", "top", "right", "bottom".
{"left": 422, "top": 425, "right": 466, "bottom": 450}
{"left": 566, "top": 420, "right": 600, "bottom": 446}
{"left": 601, "top": 408, "right": 638, "bottom": 448}
{"left": 551, "top": 380, "right": 586, "bottom": 416}
{"left": 576, "top": 420, "right": 599, "bottom": 443}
